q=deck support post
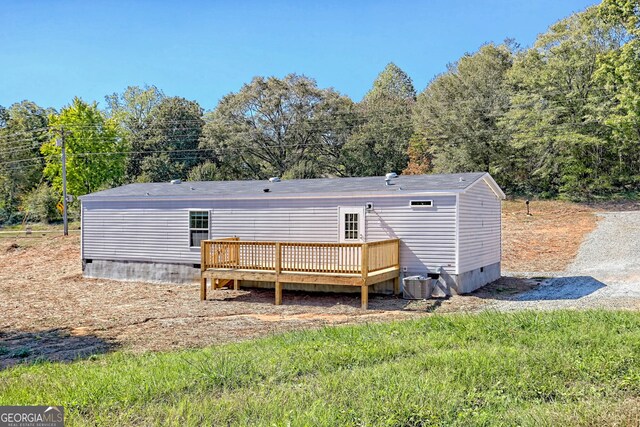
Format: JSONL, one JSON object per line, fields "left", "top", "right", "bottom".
{"left": 200, "top": 240, "right": 207, "bottom": 301}
{"left": 275, "top": 281, "right": 282, "bottom": 305}
{"left": 200, "top": 276, "right": 207, "bottom": 301}
{"left": 274, "top": 242, "right": 282, "bottom": 305}
{"left": 361, "top": 285, "right": 368, "bottom": 309}
{"left": 234, "top": 279, "right": 240, "bottom": 290}
{"left": 393, "top": 276, "right": 400, "bottom": 295}
{"left": 361, "top": 243, "right": 369, "bottom": 309}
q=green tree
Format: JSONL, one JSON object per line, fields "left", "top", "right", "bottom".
{"left": 0, "top": 101, "right": 51, "bottom": 223}
{"left": 105, "top": 85, "right": 166, "bottom": 181}
{"left": 105, "top": 85, "right": 166, "bottom": 131}
{"left": 596, "top": 0, "right": 640, "bottom": 192}
{"left": 408, "top": 44, "right": 513, "bottom": 181}
{"left": 503, "top": 8, "right": 625, "bottom": 198}
{"left": 134, "top": 97, "right": 205, "bottom": 182}
{"left": 187, "top": 161, "right": 224, "bottom": 181}
{"left": 342, "top": 63, "right": 415, "bottom": 176}
{"left": 201, "top": 74, "right": 356, "bottom": 180}
{"left": 41, "top": 97, "right": 126, "bottom": 196}
{"left": 20, "top": 183, "right": 60, "bottom": 223}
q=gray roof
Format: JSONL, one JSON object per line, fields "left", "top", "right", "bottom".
{"left": 81, "top": 172, "right": 497, "bottom": 200}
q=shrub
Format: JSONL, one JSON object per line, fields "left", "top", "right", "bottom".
{"left": 20, "top": 183, "right": 61, "bottom": 223}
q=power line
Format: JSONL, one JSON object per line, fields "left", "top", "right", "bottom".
{"left": 0, "top": 90, "right": 625, "bottom": 141}
{"left": 0, "top": 126, "right": 49, "bottom": 141}
{"left": 0, "top": 117, "right": 625, "bottom": 169}
{"left": 0, "top": 88, "right": 630, "bottom": 165}
{"left": 0, "top": 142, "right": 45, "bottom": 156}
{"left": 0, "top": 157, "right": 44, "bottom": 166}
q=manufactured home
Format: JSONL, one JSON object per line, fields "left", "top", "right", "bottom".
{"left": 79, "top": 172, "right": 505, "bottom": 308}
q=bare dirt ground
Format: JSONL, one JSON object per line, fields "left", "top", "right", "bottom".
{"left": 0, "top": 199, "right": 637, "bottom": 368}
{"left": 0, "top": 236, "right": 437, "bottom": 368}
{"left": 493, "top": 210, "right": 640, "bottom": 312}
{"left": 501, "top": 200, "right": 599, "bottom": 273}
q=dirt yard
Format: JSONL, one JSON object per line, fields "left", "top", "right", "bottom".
{"left": 501, "top": 199, "right": 598, "bottom": 272}
{"left": 0, "top": 235, "right": 436, "bottom": 368}
{"left": 0, "top": 199, "right": 633, "bottom": 368}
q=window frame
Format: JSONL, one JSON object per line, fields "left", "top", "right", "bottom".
{"left": 338, "top": 207, "right": 365, "bottom": 243}
{"left": 188, "top": 210, "right": 210, "bottom": 248}
{"left": 343, "top": 212, "right": 360, "bottom": 241}
{"left": 409, "top": 200, "right": 434, "bottom": 208}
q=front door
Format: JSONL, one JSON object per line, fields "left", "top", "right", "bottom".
{"left": 338, "top": 207, "right": 365, "bottom": 243}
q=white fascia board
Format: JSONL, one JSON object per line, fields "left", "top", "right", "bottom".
{"left": 80, "top": 190, "right": 463, "bottom": 203}
{"left": 463, "top": 173, "right": 506, "bottom": 200}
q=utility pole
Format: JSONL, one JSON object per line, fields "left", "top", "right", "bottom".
{"left": 55, "top": 127, "right": 70, "bottom": 236}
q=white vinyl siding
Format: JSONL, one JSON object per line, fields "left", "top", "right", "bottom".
{"left": 457, "top": 179, "right": 502, "bottom": 273}
{"left": 365, "top": 196, "right": 457, "bottom": 272}
{"left": 210, "top": 199, "right": 338, "bottom": 243}
{"left": 81, "top": 194, "right": 458, "bottom": 272}
{"left": 81, "top": 207, "right": 198, "bottom": 264}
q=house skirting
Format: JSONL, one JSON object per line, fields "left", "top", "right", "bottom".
{"left": 406, "top": 262, "right": 501, "bottom": 296}
{"left": 82, "top": 259, "right": 501, "bottom": 295}
{"left": 83, "top": 259, "right": 200, "bottom": 285}
{"left": 452, "top": 262, "right": 501, "bottom": 294}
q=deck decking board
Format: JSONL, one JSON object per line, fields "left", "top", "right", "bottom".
{"left": 200, "top": 238, "right": 400, "bottom": 309}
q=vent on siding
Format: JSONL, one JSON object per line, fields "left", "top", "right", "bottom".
{"left": 410, "top": 200, "right": 433, "bottom": 207}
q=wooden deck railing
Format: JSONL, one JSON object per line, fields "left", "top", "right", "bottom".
{"left": 201, "top": 238, "right": 400, "bottom": 276}
{"left": 367, "top": 239, "right": 400, "bottom": 273}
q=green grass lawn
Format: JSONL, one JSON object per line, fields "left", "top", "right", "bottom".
{"left": 1, "top": 311, "right": 640, "bottom": 426}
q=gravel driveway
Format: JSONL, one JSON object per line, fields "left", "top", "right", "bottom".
{"left": 493, "top": 211, "right": 640, "bottom": 311}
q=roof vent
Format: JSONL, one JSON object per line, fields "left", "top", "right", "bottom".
{"left": 459, "top": 177, "right": 465, "bottom": 182}
{"left": 268, "top": 177, "right": 281, "bottom": 183}
{"left": 170, "top": 179, "right": 182, "bottom": 184}
{"left": 385, "top": 172, "right": 398, "bottom": 186}
{"left": 190, "top": 186, "right": 195, "bottom": 190}
{"left": 263, "top": 188, "right": 270, "bottom": 193}
{"left": 145, "top": 192, "right": 150, "bottom": 196}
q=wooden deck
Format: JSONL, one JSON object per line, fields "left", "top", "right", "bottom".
{"left": 200, "top": 237, "right": 401, "bottom": 309}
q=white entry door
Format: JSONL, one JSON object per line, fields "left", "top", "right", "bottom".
{"left": 338, "top": 207, "right": 366, "bottom": 243}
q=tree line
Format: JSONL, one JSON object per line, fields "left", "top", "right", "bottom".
{"left": 1, "top": 0, "right": 638, "bottom": 224}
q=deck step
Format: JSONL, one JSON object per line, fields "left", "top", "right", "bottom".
{"left": 215, "top": 278, "right": 233, "bottom": 289}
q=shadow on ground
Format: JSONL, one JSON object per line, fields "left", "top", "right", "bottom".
{"left": 210, "top": 287, "right": 422, "bottom": 311}
{"left": 512, "top": 276, "right": 605, "bottom": 301}
{"left": 0, "top": 328, "right": 115, "bottom": 370}
{"left": 457, "top": 276, "right": 543, "bottom": 301}
{"left": 471, "top": 276, "right": 606, "bottom": 302}
{"left": 209, "top": 276, "right": 608, "bottom": 315}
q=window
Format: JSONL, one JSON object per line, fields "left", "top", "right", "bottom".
{"left": 189, "top": 211, "right": 209, "bottom": 247}
{"left": 410, "top": 200, "right": 433, "bottom": 207}
{"left": 338, "top": 207, "right": 365, "bottom": 242}
{"left": 344, "top": 213, "right": 359, "bottom": 240}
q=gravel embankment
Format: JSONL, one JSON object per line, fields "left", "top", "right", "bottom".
{"left": 492, "top": 211, "right": 640, "bottom": 311}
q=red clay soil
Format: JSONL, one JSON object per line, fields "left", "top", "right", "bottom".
{"left": 501, "top": 200, "right": 599, "bottom": 272}
{"left": 0, "top": 236, "right": 437, "bottom": 368}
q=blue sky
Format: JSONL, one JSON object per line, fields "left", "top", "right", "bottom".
{"left": 1, "top": 0, "right": 598, "bottom": 111}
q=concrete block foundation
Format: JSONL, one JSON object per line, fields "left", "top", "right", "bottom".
{"left": 83, "top": 259, "right": 501, "bottom": 296}
{"left": 83, "top": 259, "right": 200, "bottom": 285}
